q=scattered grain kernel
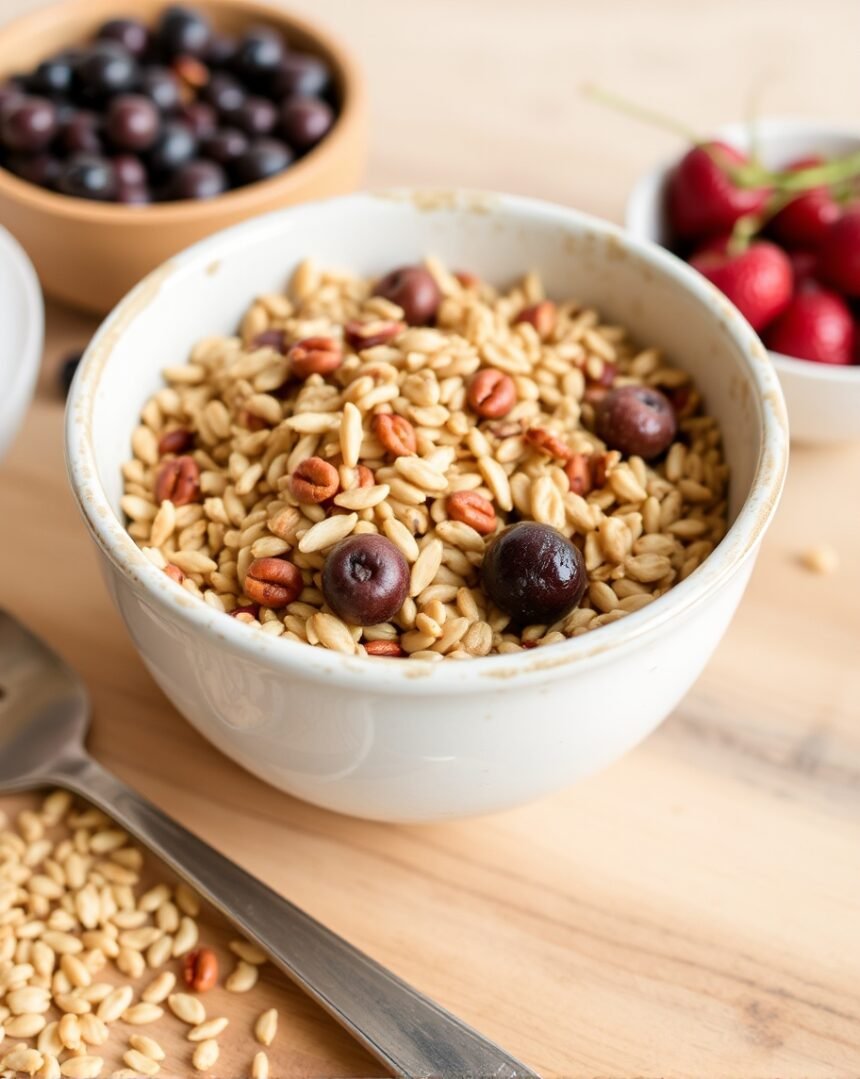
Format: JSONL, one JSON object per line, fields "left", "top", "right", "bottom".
{"left": 801, "top": 543, "right": 839, "bottom": 575}
{"left": 187, "top": 1017, "right": 228, "bottom": 1042}
{"left": 59, "top": 1055, "right": 104, "bottom": 1078}
{"left": 141, "top": 972, "right": 175, "bottom": 1005}
{"left": 225, "top": 961, "right": 258, "bottom": 994}
{"left": 121, "top": 1003, "right": 164, "bottom": 1025}
{"left": 122, "top": 1049, "right": 160, "bottom": 1076}
{"left": 228, "top": 940, "right": 267, "bottom": 965}
{"left": 128, "top": 1035, "right": 165, "bottom": 1063}
{"left": 254, "top": 1008, "right": 278, "bottom": 1047}
{"left": 191, "top": 1039, "right": 219, "bottom": 1073}
{"left": 96, "top": 986, "right": 134, "bottom": 1024}
{"left": 167, "top": 993, "right": 206, "bottom": 1026}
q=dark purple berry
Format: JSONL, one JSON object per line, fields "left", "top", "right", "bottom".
{"left": 202, "top": 71, "right": 244, "bottom": 114}
{"left": 0, "top": 96, "right": 57, "bottom": 152}
{"left": 206, "top": 34, "right": 237, "bottom": 67}
{"left": 0, "top": 81, "right": 23, "bottom": 112}
{"left": 7, "top": 152, "right": 61, "bottom": 188}
{"left": 74, "top": 42, "right": 138, "bottom": 99}
{"left": 322, "top": 535, "right": 409, "bottom": 626}
{"left": 166, "top": 158, "right": 227, "bottom": 199}
{"left": 147, "top": 120, "right": 196, "bottom": 176}
{"left": 113, "top": 153, "right": 147, "bottom": 187}
{"left": 56, "top": 153, "right": 117, "bottom": 200}
{"left": 138, "top": 66, "right": 182, "bottom": 112}
{"left": 106, "top": 94, "right": 160, "bottom": 151}
{"left": 482, "top": 522, "right": 587, "bottom": 625}
{"left": 225, "top": 95, "right": 276, "bottom": 136}
{"left": 29, "top": 57, "right": 75, "bottom": 97}
{"left": 200, "top": 126, "right": 247, "bottom": 166}
{"left": 231, "top": 136, "right": 292, "bottom": 185}
{"left": 157, "top": 6, "right": 212, "bottom": 58}
{"left": 595, "top": 385, "right": 677, "bottom": 460}
{"left": 116, "top": 181, "right": 150, "bottom": 204}
{"left": 96, "top": 18, "right": 151, "bottom": 58}
{"left": 59, "top": 109, "right": 102, "bottom": 154}
{"left": 235, "top": 27, "right": 285, "bottom": 84}
{"left": 175, "top": 101, "right": 217, "bottom": 138}
{"left": 279, "top": 96, "right": 333, "bottom": 150}
{"left": 268, "top": 52, "right": 330, "bottom": 99}
{"left": 373, "top": 266, "right": 441, "bottom": 326}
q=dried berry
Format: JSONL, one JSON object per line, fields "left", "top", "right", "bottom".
{"left": 373, "top": 266, "right": 441, "bottom": 325}
{"left": 322, "top": 535, "right": 409, "bottom": 626}
{"left": 482, "top": 522, "right": 587, "bottom": 625}
{"left": 595, "top": 385, "right": 676, "bottom": 460}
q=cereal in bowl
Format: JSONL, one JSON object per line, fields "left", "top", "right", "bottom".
{"left": 121, "top": 258, "right": 728, "bottom": 660}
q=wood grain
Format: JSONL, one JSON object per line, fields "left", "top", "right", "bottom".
{"left": 1, "top": 1, "right": 860, "bottom": 1075}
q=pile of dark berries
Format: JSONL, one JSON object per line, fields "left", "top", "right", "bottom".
{"left": 0, "top": 5, "right": 338, "bottom": 204}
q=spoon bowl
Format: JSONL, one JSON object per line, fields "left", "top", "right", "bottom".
{"left": 0, "top": 610, "right": 88, "bottom": 787}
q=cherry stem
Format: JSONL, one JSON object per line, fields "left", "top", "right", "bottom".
{"left": 728, "top": 152, "right": 860, "bottom": 191}
{"left": 584, "top": 83, "right": 860, "bottom": 196}
{"left": 581, "top": 84, "right": 702, "bottom": 144}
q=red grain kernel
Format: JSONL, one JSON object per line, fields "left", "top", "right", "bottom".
{"left": 154, "top": 455, "right": 200, "bottom": 506}
{"left": 356, "top": 464, "right": 375, "bottom": 488}
{"left": 515, "top": 300, "right": 557, "bottom": 339}
{"left": 373, "top": 413, "right": 417, "bottom": 457}
{"left": 157, "top": 427, "right": 194, "bottom": 456}
{"left": 447, "top": 491, "right": 497, "bottom": 535}
{"left": 289, "top": 457, "right": 340, "bottom": 503}
{"left": 230, "top": 603, "right": 260, "bottom": 619}
{"left": 524, "top": 426, "right": 572, "bottom": 461}
{"left": 344, "top": 319, "right": 405, "bottom": 350}
{"left": 364, "top": 640, "right": 405, "bottom": 657}
{"left": 244, "top": 558, "right": 303, "bottom": 608}
{"left": 288, "top": 337, "right": 343, "bottom": 379}
{"left": 467, "top": 369, "right": 517, "bottom": 419}
{"left": 181, "top": 948, "right": 218, "bottom": 992}
{"left": 564, "top": 454, "right": 593, "bottom": 496}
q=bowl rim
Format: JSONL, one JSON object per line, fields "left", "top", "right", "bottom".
{"left": 0, "top": 0, "right": 365, "bottom": 224}
{"left": 65, "top": 188, "right": 789, "bottom": 693}
{"left": 624, "top": 115, "right": 860, "bottom": 382}
{"left": 0, "top": 224, "right": 43, "bottom": 449}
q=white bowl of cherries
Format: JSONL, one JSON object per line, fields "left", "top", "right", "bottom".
{"left": 626, "top": 117, "right": 860, "bottom": 444}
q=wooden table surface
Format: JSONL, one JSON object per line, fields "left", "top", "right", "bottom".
{"left": 2, "top": 1, "right": 860, "bottom": 1075}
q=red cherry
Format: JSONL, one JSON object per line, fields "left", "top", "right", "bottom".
{"left": 787, "top": 249, "right": 820, "bottom": 287}
{"left": 818, "top": 210, "right": 860, "bottom": 296}
{"left": 769, "top": 157, "right": 841, "bottom": 249}
{"left": 764, "top": 286, "right": 855, "bottom": 365}
{"left": 689, "top": 238, "right": 793, "bottom": 331}
{"left": 667, "top": 142, "right": 770, "bottom": 242}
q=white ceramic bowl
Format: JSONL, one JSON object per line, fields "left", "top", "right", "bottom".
{"left": 65, "top": 191, "right": 788, "bottom": 822}
{"left": 626, "top": 118, "right": 860, "bottom": 445}
{"left": 0, "top": 226, "right": 42, "bottom": 460}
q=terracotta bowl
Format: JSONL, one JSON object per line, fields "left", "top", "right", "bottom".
{"left": 0, "top": 0, "right": 367, "bottom": 314}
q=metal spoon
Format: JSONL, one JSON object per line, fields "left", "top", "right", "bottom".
{"left": 0, "top": 609, "right": 540, "bottom": 1079}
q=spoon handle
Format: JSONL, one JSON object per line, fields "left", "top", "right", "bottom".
{"left": 54, "top": 753, "right": 539, "bottom": 1079}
